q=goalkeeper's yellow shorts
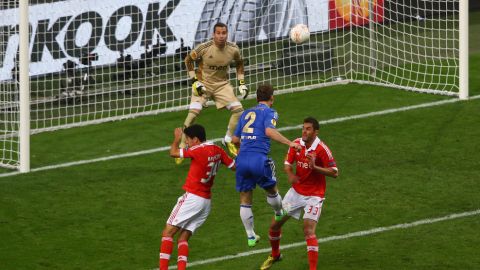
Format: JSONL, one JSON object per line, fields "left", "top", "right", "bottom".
{"left": 190, "top": 82, "right": 239, "bottom": 109}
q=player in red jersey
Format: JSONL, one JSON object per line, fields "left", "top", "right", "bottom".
{"left": 260, "top": 117, "right": 339, "bottom": 270}
{"left": 159, "top": 124, "right": 235, "bottom": 270}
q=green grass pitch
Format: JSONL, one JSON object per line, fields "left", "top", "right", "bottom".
{"left": 1, "top": 11, "right": 480, "bottom": 270}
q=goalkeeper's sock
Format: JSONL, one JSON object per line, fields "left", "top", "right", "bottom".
{"left": 240, "top": 204, "right": 256, "bottom": 238}
{"left": 159, "top": 236, "right": 173, "bottom": 270}
{"left": 183, "top": 110, "right": 198, "bottom": 128}
{"left": 269, "top": 229, "right": 282, "bottom": 258}
{"left": 180, "top": 110, "right": 199, "bottom": 147}
{"left": 177, "top": 240, "right": 189, "bottom": 270}
{"left": 226, "top": 108, "right": 243, "bottom": 138}
{"left": 267, "top": 192, "right": 283, "bottom": 215}
{"left": 306, "top": 235, "right": 318, "bottom": 270}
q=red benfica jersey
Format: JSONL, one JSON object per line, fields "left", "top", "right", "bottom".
{"left": 180, "top": 142, "right": 234, "bottom": 199}
{"left": 284, "top": 137, "right": 337, "bottom": 197}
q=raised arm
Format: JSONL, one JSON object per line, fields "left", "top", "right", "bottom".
{"left": 169, "top": 127, "right": 183, "bottom": 157}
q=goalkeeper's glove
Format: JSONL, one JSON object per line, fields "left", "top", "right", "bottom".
{"left": 191, "top": 77, "right": 205, "bottom": 97}
{"left": 238, "top": 80, "right": 249, "bottom": 99}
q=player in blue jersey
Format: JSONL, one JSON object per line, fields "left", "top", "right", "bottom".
{"left": 232, "top": 84, "right": 301, "bottom": 247}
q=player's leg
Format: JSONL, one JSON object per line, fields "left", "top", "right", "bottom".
{"left": 304, "top": 219, "right": 319, "bottom": 270}
{"left": 261, "top": 214, "right": 289, "bottom": 269}
{"left": 261, "top": 187, "right": 305, "bottom": 270}
{"left": 223, "top": 103, "right": 243, "bottom": 156}
{"left": 176, "top": 97, "right": 205, "bottom": 164}
{"left": 236, "top": 152, "right": 261, "bottom": 246}
{"left": 214, "top": 84, "right": 244, "bottom": 156}
{"left": 174, "top": 194, "right": 211, "bottom": 269}
{"left": 303, "top": 197, "right": 323, "bottom": 270}
{"left": 159, "top": 224, "right": 180, "bottom": 270}
{"left": 265, "top": 185, "right": 285, "bottom": 220}
{"left": 161, "top": 192, "right": 193, "bottom": 270}
{"left": 239, "top": 190, "right": 260, "bottom": 247}
{"left": 176, "top": 230, "right": 193, "bottom": 270}
{"left": 261, "top": 158, "right": 284, "bottom": 219}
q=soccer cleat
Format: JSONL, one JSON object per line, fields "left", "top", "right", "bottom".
{"left": 274, "top": 209, "right": 287, "bottom": 222}
{"left": 222, "top": 139, "right": 238, "bottom": 157}
{"left": 175, "top": 157, "right": 184, "bottom": 165}
{"left": 260, "top": 254, "right": 282, "bottom": 270}
{"left": 248, "top": 234, "right": 261, "bottom": 247}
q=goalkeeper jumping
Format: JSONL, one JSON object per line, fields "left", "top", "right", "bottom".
{"left": 176, "top": 22, "right": 248, "bottom": 164}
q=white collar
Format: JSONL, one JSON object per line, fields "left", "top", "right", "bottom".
{"left": 300, "top": 137, "right": 321, "bottom": 154}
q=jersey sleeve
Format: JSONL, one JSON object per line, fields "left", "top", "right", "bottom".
{"left": 318, "top": 144, "right": 337, "bottom": 170}
{"left": 186, "top": 45, "right": 202, "bottom": 78}
{"left": 264, "top": 109, "right": 278, "bottom": 129}
{"left": 181, "top": 147, "right": 197, "bottom": 159}
{"left": 189, "top": 44, "right": 203, "bottom": 61}
{"left": 220, "top": 148, "right": 235, "bottom": 168}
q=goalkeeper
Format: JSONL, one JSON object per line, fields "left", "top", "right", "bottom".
{"left": 176, "top": 22, "right": 248, "bottom": 164}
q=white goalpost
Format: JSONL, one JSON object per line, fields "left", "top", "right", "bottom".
{"left": 0, "top": 0, "right": 469, "bottom": 172}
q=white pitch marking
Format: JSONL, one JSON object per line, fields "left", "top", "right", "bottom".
{"left": 164, "top": 209, "right": 480, "bottom": 269}
{"left": 1, "top": 95, "right": 479, "bottom": 179}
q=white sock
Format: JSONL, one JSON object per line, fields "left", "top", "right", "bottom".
{"left": 240, "top": 204, "right": 256, "bottom": 238}
{"left": 267, "top": 192, "right": 283, "bottom": 215}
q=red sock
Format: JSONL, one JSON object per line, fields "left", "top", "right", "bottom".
{"left": 177, "top": 240, "right": 189, "bottom": 270}
{"left": 269, "top": 229, "right": 282, "bottom": 258}
{"left": 159, "top": 236, "right": 173, "bottom": 270}
{"left": 306, "top": 235, "right": 318, "bottom": 270}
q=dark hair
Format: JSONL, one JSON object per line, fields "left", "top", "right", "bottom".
{"left": 256, "top": 84, "right": 274, "bottom": 102}
{"left": 184, "top": 124, "right": 206, "bottom": 142}
{"left": 304, "top": 116, "right": 319, "bottom": 130}
{"left": 213, "top": 22, "right": 228, "bottom": 33}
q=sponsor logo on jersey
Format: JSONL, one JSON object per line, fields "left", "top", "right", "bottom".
{"left": 208, "top": 65, "right": 228, "bottom": 71}
{"left": 241, "top": 135, "right": 257, "bottom": 140}
{"left": 297, "top": 161, "right": 311, "bottom": 169}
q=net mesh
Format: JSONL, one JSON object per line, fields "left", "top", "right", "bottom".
{"left": 0, "top": 0, "right": 462, "bottom": 169}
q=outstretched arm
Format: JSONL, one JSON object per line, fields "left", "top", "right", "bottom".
{"left": 265, "top": 128, "right": 301, "bottom": 150}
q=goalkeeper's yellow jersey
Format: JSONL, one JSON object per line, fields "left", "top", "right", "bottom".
{"left": 185, "top": 40, "right": 244, "bottom": 89}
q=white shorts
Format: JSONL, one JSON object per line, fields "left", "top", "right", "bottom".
{"left": 282, "top": 188, "right": 324, "bottom": 221}
{"left": 167, "top": 192, "right": 211, "bottom": 234}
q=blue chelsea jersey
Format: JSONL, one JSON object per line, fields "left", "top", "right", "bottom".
{"left": 234, "top": 103, "right": 279, "bottom": 154}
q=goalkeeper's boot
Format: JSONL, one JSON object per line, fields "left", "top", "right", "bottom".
{"left": 260, "top": 254, "right": 282, "bottom": 270}
{"left": 175, "top": 142, "right": 186, "bottom": 165}
{"left": 248, "top": 234, "right": 261, "bottom": 247}
{"left": 222, "top": 136, "right": 238, "bottom": 157}
{"left": 274, "top": 209, "right": 287, "bottom": 222}
{"left": 175, "top": 157, "right": 184, "bottom": 165}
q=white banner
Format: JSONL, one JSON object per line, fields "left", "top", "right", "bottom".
{"left": 0, "top": 0, "right": 329, "bottom": 81}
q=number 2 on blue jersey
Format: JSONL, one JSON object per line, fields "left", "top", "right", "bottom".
{"left": 242, "top": 111, "right": 256, "bottom": 134}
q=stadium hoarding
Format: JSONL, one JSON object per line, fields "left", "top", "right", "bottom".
{"left": 329, "top": 0, "right": 385, "bottom": 29}
{"left": 0, "top": 0, "right": 330, "bottom": 81}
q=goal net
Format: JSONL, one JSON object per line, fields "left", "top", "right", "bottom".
{"left": 0, "top": 0, "right": 466, "bottom": 170}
